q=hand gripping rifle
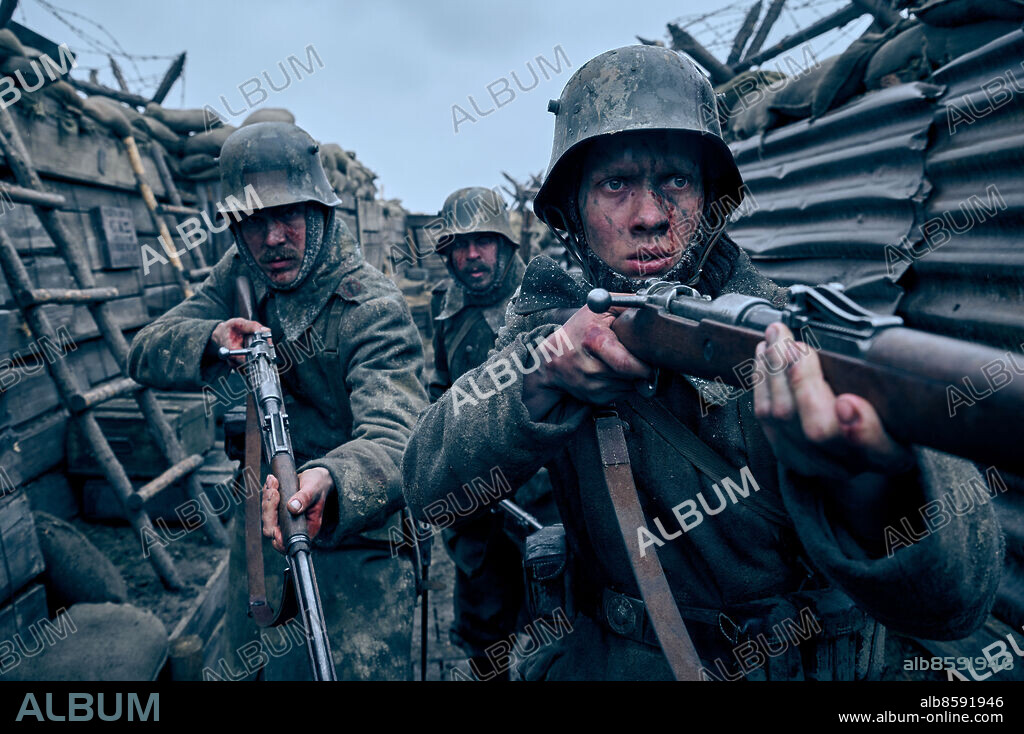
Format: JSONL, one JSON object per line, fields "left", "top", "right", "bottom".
{"left": 220, "top": 275, "right": 337, "bottom": 681}
{"left": 587, "top": 281, "right": 1024, "bottom": 474}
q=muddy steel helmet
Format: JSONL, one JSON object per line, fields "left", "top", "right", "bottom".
{"left": 436, "top": 187, "right": 519, "bottom": 298}
{"left": 435, "top": 186, "right": 519, "bottom": 255}
{"left": 219, "top": 122, "right": 342, "bottom": 216}
{"left": 533, "top": 45, "right": 743, "bottom": 284}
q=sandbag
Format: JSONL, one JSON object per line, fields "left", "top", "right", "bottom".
{"left": 910, "top": 0, "right": 1024, "bottom": 26}
{"left": 716, "top": 70, "right": 785, "bottom": 119}
{"left": 2, "top": 603, "right": 168, "bottom": 681}
{"left": 42, "top": 80, "right": 82, "bottom": 111}
{"left": 241, "top": 107, "right": 295, "bottom": 125}
{"left": 727, "top": 86, "right": 778, "bottom": 141}
{"left": 768, "top": 56, "right": 838, "bottom": 124}
{"left": 321, "top": 142, "right": 348, "bottom": 174}
{"left": 145, "top": 101, "right": 221, "bottom": 134}
{"left": 327, "top": 168, "right": 347, "bottom": 196}
{"left": 811, "top": 29, "right": 896, "bottom": 119}
{"left": 0, "top": 28, "right": 25, "bottom": 58}
{"left": 865, "top": 20, "right": 1019, "bottom": 89}
{"left": 182, "top": 124, "right": 236, "bottom": 157}
{"left": 81, "top": 96, "right": 133, "bottom": 138}
{"left": 33, "top": 512, "right": 127, "bottom": 611}
{"left": 134, "top": 114, "right": 184, "bottom": 154}
{"left": 180, "top": 153, "right": 218, "bottom": 175}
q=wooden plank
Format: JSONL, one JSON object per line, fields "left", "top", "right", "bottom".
{"left": 81, "top": 445, "right": 232, "bottom": 521}
{"left": 0, "top": 297, "right": 147, "bottom": 365}
{"left": 0, "top": 409, "right": 67, "bottom": 487}
{"left": 0, "top": 583, "right": 48, "bottom": 642}
{"left": 68, "top": 393, "right": 215, "bottom": 477}
{"left": 0, "top": 492, "right": 45, "bottom": 601}
{"left": 170, "top": 557, "right": 228, "bottom": 645}
{"left": 8, "top": 96, "right": 169, "bottom": 197}
{"left": 19, "top": 471, "right": 76, "bottom": 521}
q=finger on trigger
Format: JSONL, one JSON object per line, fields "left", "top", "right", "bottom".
{"left": 788, "top": 345, "right": 839, "bottom": 443}
{"left": 764, "top": 330, "right": 794, "bottom": 421}
{"left": 753, "top": 341, "right": 772, "bottom": 418}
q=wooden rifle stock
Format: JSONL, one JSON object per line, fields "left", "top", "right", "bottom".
{"left": 611, "top": 306, "right": 1024, "bottom": 474}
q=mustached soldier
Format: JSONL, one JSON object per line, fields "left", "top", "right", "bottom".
{"left": 429, "top": 187, "right": 556, "bottom": 680}
{"left": 403, "top": 47, "right": 1003, "bottom": 680}
{"left": 129, "top": 122, "right": 428, "bottom": 680}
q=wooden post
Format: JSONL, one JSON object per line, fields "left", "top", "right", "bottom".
{"left": 122, "top": 134, "right": 194, "bottom": 298}
{"left": 737, "top": 4, "right": 865, "bottom": 71}
{"left": 668, "top": 23, "right": 735, "bottom": 85}
{"left": 728, "top": 1, "right": 763, "bottom": 67}
{"left": 151, "top": 53, "right": 186, "bottom": 106}
{"left": 152, "top": 144, "right": 208, "bottom": 269}
{"left": 742, "top": 0, "right": 786, "bottom": 64}
{"left": 109, "top": 56, "right": 130, "bottom": 94}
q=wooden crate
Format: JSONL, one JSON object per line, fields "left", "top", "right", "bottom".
{"left": 0, "top": 584, "right": 48, "bottom": 643}
{"left": 67, "top": 393, "right": 214, "bottom": 478}
{"left": 0, "top": 493, "right": 45, "bottom": 601}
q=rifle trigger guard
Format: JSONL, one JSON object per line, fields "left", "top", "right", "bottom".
{"left": 636, "top": 369, "right": 659, "bottom": 398}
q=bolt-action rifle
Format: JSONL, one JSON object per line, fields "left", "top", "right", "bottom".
{"left": 220, "top": 275, "right": 336, "bottom": 681}
{"left": 586, "top": 281, "right": 1024, "bottom": 474}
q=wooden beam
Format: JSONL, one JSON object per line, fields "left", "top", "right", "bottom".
{"left": 728, "top": 1, "right": 762, "bottom": 67}
{"left": 742, "top": 0, "right": 786, "bottom": 64}
{"left": 109, "top": 56, "right": 130, "bottom": 94}
{"left": 667, "top": 23, "right": 735, "bottom": 85}
{"left": 67, "top": 77, "right": 149, "bottom": 108}
{"left": 737, "top": 4, "right": 865, "bottom": 71}
{"left": 151, "top": 52, "right": 186, "bottom": 106}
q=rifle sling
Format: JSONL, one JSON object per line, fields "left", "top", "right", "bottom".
{"left": 243, "top": 393, "right": 275, "bottom": 626}
{"left": 622, "top": 396, "right": 793, "bottom": 531}
{"left": 593, "top": 409, "right": 703, "bottom": 681}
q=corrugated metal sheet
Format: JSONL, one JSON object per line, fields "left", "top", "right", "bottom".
{"left": 728, "top": 27, "right": 1024, "bottom": 655}
{"left": 729, "top": 82, "right": 941, "bottom": 311}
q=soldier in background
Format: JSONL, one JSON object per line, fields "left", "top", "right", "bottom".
{"left": 429, "top": 187, "right": 556, "bottom": 680}
{"left": 129, "top": 122, "right": 428, "bottom": 680}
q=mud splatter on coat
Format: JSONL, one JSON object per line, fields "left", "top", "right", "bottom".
{"left": 129, "top": 214, "right": 428, "bottom": 680}
{"left": 403, "top": 238, "right": 1004, "bottom": 680}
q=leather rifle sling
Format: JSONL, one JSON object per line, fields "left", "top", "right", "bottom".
{"left": 593, "top": 409, "right": 703, "bottom": 681}
{"left": 243, "top": 391, "right": 275, "bottom": 626}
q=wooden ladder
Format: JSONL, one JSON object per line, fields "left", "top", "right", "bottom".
{"left": 0, "top": 105, "right": 230, "bottom": 590}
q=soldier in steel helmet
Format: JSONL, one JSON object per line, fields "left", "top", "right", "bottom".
{"left": 427, "top": 187, "right": 557, "bottom": 680}
{"left": 403, "top": 47, "right": 1002, "bottom": 680}
{"left": 129, "top": 122, "right": 428, "bottom": 680}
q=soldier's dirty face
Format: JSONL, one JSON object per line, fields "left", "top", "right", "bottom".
{"left": 239, "top": 202, "right": 308, "bottom": 286}
{"left": 450, "top": 233, "right": 500, "bottom": 289}
{"left": 577, "top": 132, "right": 704, "bottom": 278}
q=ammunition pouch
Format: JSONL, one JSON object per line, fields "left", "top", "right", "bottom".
{"left": 589, "top": 585, "right": 884, "bottom": 681}
{"left": 522, "top": 524, "right": 572, "bottom": 622}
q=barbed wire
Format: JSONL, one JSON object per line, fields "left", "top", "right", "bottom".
{"left": 26, "top": 0, "right": 185, "bottom": 99}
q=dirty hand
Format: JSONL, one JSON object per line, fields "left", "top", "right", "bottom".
{"left": 523, "top": 302, "right": 653, "bottom": 420}
{"left": 210, "top": 318, "right": 270, "bottom": 364}
{"left": 753, "top": 322, "right": 914, "bottom": 479}
{"left": 261, "top": 467, "right": 332, "bottom": 554}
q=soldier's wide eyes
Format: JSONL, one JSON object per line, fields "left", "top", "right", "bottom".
{"left": 601, "top": 178, "right": 626, "bottom": 192}
{"left": 667, "top": 175, "right": 691, "bottom": 189}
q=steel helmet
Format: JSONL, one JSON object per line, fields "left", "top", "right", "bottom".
{"left": 435, "top": 186, "right": 519, "bottom": 255}
{"left": 219, "top": 122, "right": 342, "bottom": 216}
{"left": 533, "top": 45, "right": 743, "bottom": 283}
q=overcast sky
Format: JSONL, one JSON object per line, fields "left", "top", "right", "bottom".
{"left": 16, "top": 0, "right": 869, "bottom": 213}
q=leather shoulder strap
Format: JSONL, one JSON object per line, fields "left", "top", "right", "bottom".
{"left": 622, "top": 397, "right": 793, "bottom": 531}
{"left": 593, "top": 409, "right": 703, "bottom": 681}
